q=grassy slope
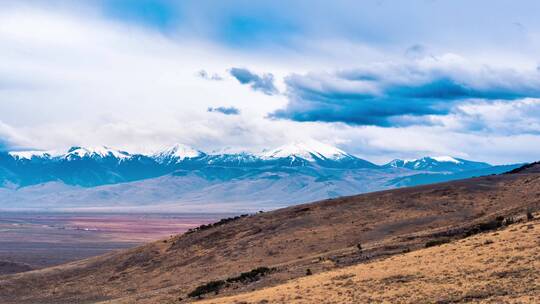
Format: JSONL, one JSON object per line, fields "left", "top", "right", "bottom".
{"left": 203, "top": 214, "right": 540, "bottom": 304}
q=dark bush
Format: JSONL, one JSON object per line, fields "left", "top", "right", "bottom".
{"left": 186, "top": 214, "right": 249, "bottom": 234}
{"left": 188, "top": 267, "right": 273, "bottom": 298}
{"left": 425, "top": 238, "right": 450, "bottom": 248}
{"left": 188, "top": 280, "right": 226, "bottom": 298}
{"left": 527, "top": 211, "right": 534, "bottom": 221}
{"left": 226, "top": 267, "right": 272, "bottom": 283}
{"left": 306, "top": 268, "right": 313, "bottom": 276}
{"left": 356, "top": 243, "right": 362, "bottom": 252}
{"left": 465, "top": 216, "right": 505, "bottom": 237}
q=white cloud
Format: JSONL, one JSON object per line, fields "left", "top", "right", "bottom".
{"left": 0, "top": 120, "right": 30, "bottom": 150}
{"left": 0, "top": 7, "right": 291, "bottom": 151}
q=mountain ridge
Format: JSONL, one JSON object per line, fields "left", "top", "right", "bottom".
{"left": 1, "top": 142, "right": 505, "bottom": 189}
{"left": 0, "top": 142, "right": 523, "bottom": 212}
{"left": 384, "top": 156, "right": 491, "bottom": 172}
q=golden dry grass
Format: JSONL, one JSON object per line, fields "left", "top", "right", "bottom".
{"left": 201, "top": 215, "right": 540, "bottom": 304}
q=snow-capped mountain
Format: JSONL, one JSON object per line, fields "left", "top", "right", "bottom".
{"left": 63, "top": 146, "right": 132, "bottom": 161}
{"left": 0, "top": 142, "right": 515, "bottom": 192}
{"left": 384, "top": 156, "right": 491, "bottom": 173}
{"left": 8, "top": 146, "right": 132, "bottom": 161}
{"left": 1, "top": 146, "right": 161, "bottom": 187}
{"left": 203, "top": 153, "right": 263, "bottom": 167}
{"left": 0, "top": 143, "right": 522, "bottom": 211}
{"left": 153, "top": 144, "right": 205, "bottom": 164}
{"left": 259, "top": 141, "right": 377, "bottom": 168}
{"left": 261, "top": 141, "right": 352, "bottom": 162}
{"left": 8, "top": 150, "right": 61, "bottom": 160}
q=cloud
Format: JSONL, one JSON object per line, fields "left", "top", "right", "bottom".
{"left": 0, "top": 120, "right": 27, "bottom": 151}
{"left": 271, "top": 56, "right": 540, "bottom": 127}
{"left": 0, "top": 6, "right": 285, "bottom": 153}
{"left": 436, "top": 98, "right": 540, "bottom": 135}
{"left": 197, "top": 70, "right": 223, "bottom": 81}
{"left": 229, "top": 67, "right": 278, "bottom": 95}
{"left": 207, "top": 106, "right": 240, "bottom": 115}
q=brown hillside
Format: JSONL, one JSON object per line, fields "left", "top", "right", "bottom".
{"left": 1, "top": 164, "right": 540, "bottom": 304}
{"left": 201, "top": 212, "right": 540, "bottom": 304}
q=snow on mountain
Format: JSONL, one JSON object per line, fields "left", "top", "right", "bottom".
{"left": 8, "top": 150, "right": 61, "bottom": 160}
{"left": 205, "top": 153, "right": 260, "bottom": 164}
{"left": 1, "top": 142, "right": 505, "bottom": 192}
{"left": 260, "top": 141, "right": 352, "bottom": 162}
{"left": 8, "top": 146, "right": 132, "bottom": 162}
{"left": 430, "top": 156, "right": 461, "bottom": 164}
{"left": 64, "top": 146, "right": 131, "bottom": 161}
{"left": 152, "top": 144, "right": 204, "bottom": 164}
{"left": 385, "top": 156, "right": 490, "bottom": 172}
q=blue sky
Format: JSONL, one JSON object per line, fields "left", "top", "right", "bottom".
{"left": 1, "top": 0, "right": 540, "bottom": 163}
{"left": 103, "top": 0, "right": 177, "bottom": 29}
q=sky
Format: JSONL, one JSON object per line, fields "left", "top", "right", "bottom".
{"left": 1, "top": 0, "right": 540, "bottom": 164}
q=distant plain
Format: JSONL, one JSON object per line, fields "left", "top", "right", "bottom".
{"left": 0, "top": 212, "right": 226, "bottom": 274}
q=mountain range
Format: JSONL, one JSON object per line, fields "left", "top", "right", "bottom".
{"left": 0, "top": 141, "right": 522, "bottom": 212}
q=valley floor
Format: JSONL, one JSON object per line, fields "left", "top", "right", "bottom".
{"left": 201, "top": 214, "right": 540, "bottom": 304}
{"left": 0, "top": 212, "right": 224, "bottom": 274}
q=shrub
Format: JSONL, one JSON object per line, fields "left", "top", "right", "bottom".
{"left": 527, "top": 211, "right": 534, "bottom": 221}
{"left": 425, "top": 238, "right": 450, "bottom": 248}
{"left": 188, "top": 280, "right": 226, "bottom": 298}
{"left": 465, "top": 216, "right": 505, "bottom": 237}
{"left": 356, "top": 243, "right": 362, "bottom": 252}
{"left": 226, "top": 267, "right": 272, "bottom": 283}
{"left": 306, "top": 268, "right": 313, "bottom": 276}
{"left": 187, "top": 267, "right": 273, "bottom": 298}
{"left": 185, "top": 214, "right": 250, "bottom": 234}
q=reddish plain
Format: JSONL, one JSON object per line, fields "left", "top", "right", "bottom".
{"left": 0, "top": 212, "right": 226, "bottom": 273}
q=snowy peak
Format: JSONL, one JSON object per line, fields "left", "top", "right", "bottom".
{"left": 7, "top": 146, "right": 131, "bottom": 161}
{"left": 64, "top": 146, "right": 131, "bottom": 161}
{"left": 260, "top": 141, "right": 352, "bottom": 162}
{"left": 153, "top": 144, "right": 204, "bottom": 164}
{"left": 387, "top": 156, "right": 462, "bottom": 168}
{"left": 8, "top": 150, "right": 61, "bottom": 160}
{"left": 385, "top": 156, "right": 490, "bottom": 172}
{"left": 429, "top": 156, "right": 461, "bottom": 164}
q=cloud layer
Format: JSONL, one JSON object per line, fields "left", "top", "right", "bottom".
{"left": 272, "top": 56, "right": 540, "bottom": 126}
